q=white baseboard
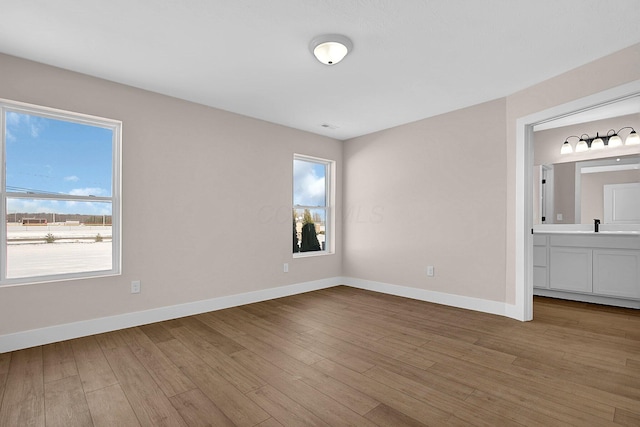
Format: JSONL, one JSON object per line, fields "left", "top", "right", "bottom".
{"left": 342, "top": 277, "right": 521, "bottom": 320}
{"left": 0, "top": 276, "right": 522, "bottom": 353}
{"left": 0, "top": 277, "right": 341, "bottom": 353}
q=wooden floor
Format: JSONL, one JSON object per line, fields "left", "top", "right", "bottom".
{"left": 1, "top": 287, "right": 639, "bottom": 426}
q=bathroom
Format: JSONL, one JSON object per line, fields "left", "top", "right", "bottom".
{"left": 532, "top": 96, "right": 640, "bottom": 308}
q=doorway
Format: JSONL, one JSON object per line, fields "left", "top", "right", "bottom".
{"left": 515, "top": 80, "right": 640, "bottom": 321}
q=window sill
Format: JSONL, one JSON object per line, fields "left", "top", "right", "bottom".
{"left": 293, "top": 251, "right": 334, "bottom": 259}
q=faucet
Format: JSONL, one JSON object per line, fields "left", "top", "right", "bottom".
{"left": 594, "top": 219, "right": 600, "bottom": 233}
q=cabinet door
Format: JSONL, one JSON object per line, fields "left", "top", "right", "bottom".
{"left": 533, "top": 245, "right": 548, "bottom": 288}
{"left": 533, "top": 266, "right": 548, "bottom": 289}
{"left": 593, "top": 250, "right": 640, "bottom": 299}
{"left": 549, "top": 247, "right": 592, "bottom": 293}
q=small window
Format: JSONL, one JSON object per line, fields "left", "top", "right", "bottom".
{"left": 1, "top": 100, "right": 121, "bottom": 285}
{"left": 293, "top": 155, "right": 333, "bottom": 255}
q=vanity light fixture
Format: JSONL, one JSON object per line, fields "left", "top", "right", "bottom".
{"left": 310, "top": 34, "right": 353, "bottom": 65}
{"left": 560, "top": 127, "right": 639, "bottom": 154}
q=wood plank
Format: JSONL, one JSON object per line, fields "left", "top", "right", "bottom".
{"left": 463, "top": 389, "right": 569, "bottom": 426}
{"left": 313, "top": 358, "right": 451, "bottom": 424}
{"left": 169, "top": 389, "right": 235, "bottom": 427}
{"left": 98, "top": 337, "right": 188, "bottom": 427}
{"left": 300, "top": 328, "right": 475, "bottom": 401}
{"left": 44, "top": 375, "right": 92, "bottom": 427}
{"left": 255, "top": 418, "right": 285, "bottom": 427}
{"left": 206, "top": 308, "right": 325, "bottom": 365}
{"left": 167, "top": 316, "right": 245, "bottom": 355}
{"left": 71, "top": 335, "right": 118, "bottom": 393}
{"left": 196, "top": 311, "right": 248, "bottom": 339}
{"left": 512, "top": 356, "right": 640, "bottom": 400}
{"left": 157, "top": 338, "right": 270, "bottom": 427}
{"left": 232, "top": 349, "right": 378, "bottom": 426}
{"left": 229, "top": 333, "right": 380, "bottom": 416}
{"left": 43, "top": 341, "right": 78, "bottom": 383}
{"left": 118, "top": 326, "right": 196, "bottom": 397}
{"left": 85, "top": 383, "right": 140, "bottom": 427}
{"left": 139, "top": 322, "right": 175, "bottom": 344}
{"left": 364, "top": 403, "right": 428, "bottom": 427}
{"left": 0, "top": 347, "right": 45, "bottom": 427}
{"left": 168, "top": 325, "right": 265, "bottom": 393}
{"left": 363, "top": 365, "right": 520, "bottom": 426}
{"left": 425, "top": 361, "right": 619, "bottom": 426}
{"left": 0, "top": 352, "right": 10, "bottom": 405}
{"left": 246, "top": 385, "right": 330, "bottom": 427}
{"left": 614, "top": 407, "right": 640, "bottom": 427}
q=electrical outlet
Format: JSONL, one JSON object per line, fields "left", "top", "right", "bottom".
{"left": 426, "top": 266, "right": 434, "bottom": 277}
{"left": 283, "top": 263, "right": 289, "bottom": 273}
{"left": 131, "top": 280, "right": 141, "bottom": 294}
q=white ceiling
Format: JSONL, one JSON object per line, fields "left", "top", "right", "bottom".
{"left": 1, "top": 0, "right": 639, "bottom": 140}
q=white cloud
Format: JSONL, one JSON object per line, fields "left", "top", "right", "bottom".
{"left": 69, "top": 187, "right": 106, "bottom": 196}
{"left": 7, "top": 198, "right": 58, "bottom": 214}
{"left": 30, "top": 124, "right": 40, "bottom": 138}
{"left": 293, "top": 160, "right": 325, "bottom": 206}
{"left": 64, "top": 175, "right": 80, "bottom": 182}
{"left": 5, "top": 111, "right": 45, "bottom": 139}
{"left": 6, "top": 112, "right": 20, "bottom": 126}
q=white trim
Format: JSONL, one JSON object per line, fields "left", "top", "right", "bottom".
{"left": 293, "top": 154, "right": 335, "bottom": 255}
{"left": 0, "top": 275, "right": 527, "bottom": 353}
{"left": 534, "top": 288, "right": 640, "bottom": 309}
{"left": 0, "top": 98, "right": 122, "bottom": 286}
{"left": 0, "top": 277, "right": 341, "bottom": 353}
{"left": 515, "top": 80, "right": 640, "bottom": 322}
{"left": 343, "top": 277, "right": 521, "bottom": 320}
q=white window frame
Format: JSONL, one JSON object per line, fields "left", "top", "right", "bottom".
{"left": 0, "top": 99, "right": 122, "bottom": 286}
{"left": 293, "top": 154, "right": 334, "bottom": 257}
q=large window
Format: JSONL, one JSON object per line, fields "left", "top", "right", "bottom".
{"left": 293, "top": 155, "right": 333, "bottom": 255}
{"left": 1, "top": 100, "right": 121, "bottom": 285}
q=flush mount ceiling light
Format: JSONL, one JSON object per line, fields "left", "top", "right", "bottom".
{"left": 310, "top": 34, "right": 353, "bottom": 65}
{"left": 560, "top": 127, "right": 639, "bottom": 154}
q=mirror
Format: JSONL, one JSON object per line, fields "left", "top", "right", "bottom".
{"left": 539, "top": 155, "right": 640, "bottom": 224}
{"left": 532, "top": 97, "right": 640, "bottom": 225}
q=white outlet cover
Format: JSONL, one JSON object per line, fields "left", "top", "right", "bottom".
{"left": 131, "top": 280, "right": 141, "bottom": 293}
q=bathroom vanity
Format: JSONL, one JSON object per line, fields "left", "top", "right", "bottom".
{"left": 533, "top": 225, "right": 640, "bottom": 308}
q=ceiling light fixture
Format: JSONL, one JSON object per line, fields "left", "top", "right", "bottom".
{"left": 310, "top": 34, "right": 353, "bottom": 65}
{"left": 560, "top": 127, "right": 639, "bottom": 154}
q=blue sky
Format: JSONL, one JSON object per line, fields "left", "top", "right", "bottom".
{"left": 5, "top": 111, "right": 113, "bottom": 215}
{"left": 293, "top": 159, "right": 326, "bottom": 207}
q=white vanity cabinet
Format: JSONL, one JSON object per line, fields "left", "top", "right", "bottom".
{"left": 533, "top": 232, "right": 640, "bottom": 308}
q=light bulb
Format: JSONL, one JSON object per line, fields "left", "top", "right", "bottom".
{"left": 575, "top": 139, "right": 589, "bottom": 152}
{"left": 608, "top": 134, "right": 622, "bottom": 147}
{"left": 591, "top": 134, "right": 605, "bottom": 150}
{"left": 625, "top": 130, "right": 640, "bottom": 146}
{"left": 560, "top": 141, "right": 573, "bottom": 154}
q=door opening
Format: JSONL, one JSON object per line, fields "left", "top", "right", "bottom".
{"left": 515, "top": 80, "right": 640, "bottom": 321}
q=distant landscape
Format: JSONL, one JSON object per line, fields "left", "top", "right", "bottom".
{"left": 6, "top": 212, "right": 112, "bottom": 225}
